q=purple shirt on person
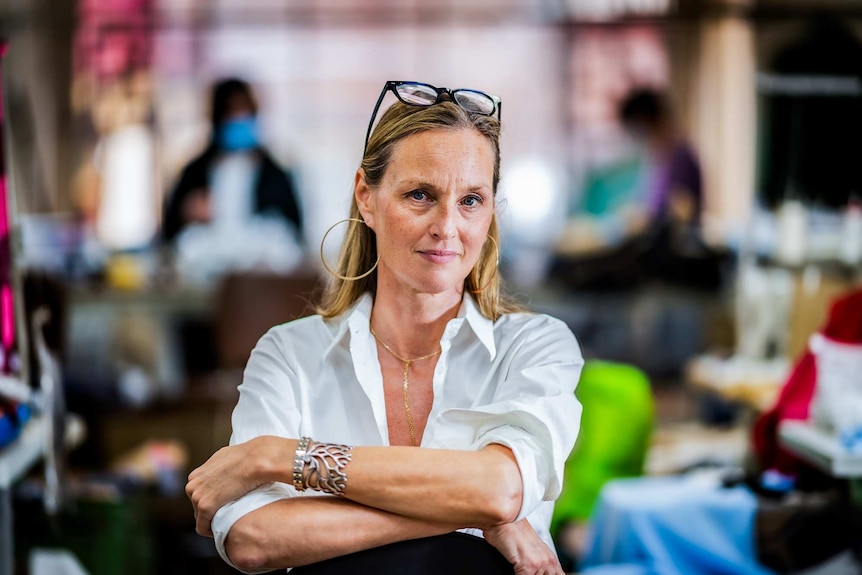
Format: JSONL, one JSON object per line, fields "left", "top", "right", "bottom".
{"left": 645, "top": 140, "right": 703, "bottom": 222}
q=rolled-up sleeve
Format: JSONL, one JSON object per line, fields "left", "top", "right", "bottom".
{"left": 434, "top": 316, "right": 583, "bottom": 520}
{"left": 213, "top": 483, "right": 302, "bottom": 573}
{"left": 211, "top": 328, "right": 304, "bottom": 572}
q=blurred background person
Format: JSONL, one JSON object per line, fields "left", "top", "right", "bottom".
{"left": 550, "top": 86, "right": 725, "bottom": 293}
{"left": 618, "top": 87, "right": 702, "bottom": 245}
{"left": 619, "top": 88, "right": 703, "bottom": 270}
{"left": 618, "top": 87, "right": 726, "bottom": 291}
{"left": 162, "top": 77, "right": 304, "bottom": 284}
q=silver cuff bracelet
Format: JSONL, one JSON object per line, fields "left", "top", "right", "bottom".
{"left": 301, "top": 441, "right": 354, "bottom": 496}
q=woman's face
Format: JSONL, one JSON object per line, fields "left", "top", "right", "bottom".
{"left": 356, "top": 128, "right": 496, "bottom": 298}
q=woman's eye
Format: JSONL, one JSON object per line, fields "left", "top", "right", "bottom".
{"left": 462, "top": 195, "right": 483, "bottom": 207}
{"left": 408, "top": 190, "right": 428, "bottom": 201}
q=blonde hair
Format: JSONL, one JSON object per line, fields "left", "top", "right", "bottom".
{"left": 317, "top": 100, "right": 524, "bottom": 320}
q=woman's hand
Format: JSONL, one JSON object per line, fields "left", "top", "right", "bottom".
{"left": 186, "top": 436, "right": 294, "bottom": 537}
{"left": 483, "top": 519, "right": 565, "bottom": 575}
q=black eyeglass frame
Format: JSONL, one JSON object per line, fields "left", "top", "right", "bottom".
{"left": 363, "top": 81, "right": 502, "bottom": 154}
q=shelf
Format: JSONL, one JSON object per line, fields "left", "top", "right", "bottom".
{"left": 778, "top": 420, "right": 862, "bottom": 478}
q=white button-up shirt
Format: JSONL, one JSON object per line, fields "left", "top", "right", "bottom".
{"left": 212, "top": 293, "right": 583, "bottom": 572}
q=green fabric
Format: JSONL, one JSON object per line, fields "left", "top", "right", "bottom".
{"left": 14, "top": 489, "right": 155, "bottom": 575}
{"left": 551, "top": 361, "right": 654, "bottom": 535}
{"left": 575, "top": 156, "right": 644, "bottom": 217}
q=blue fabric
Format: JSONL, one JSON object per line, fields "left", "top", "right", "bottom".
{"left": 216, "top": 116, "right": 259, "bottom": 151}
{"left": 581, "top": 564, "right": 653, "bottom": 575}
{"left": 0, "top": 402, "right": 30, "bottom": 448}
{"left": 581, "top": 476, "right": 776, "bottom": 575}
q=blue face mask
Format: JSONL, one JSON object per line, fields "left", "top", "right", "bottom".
{"left": 216, "top": 116, "right": 259, "bottom": 151}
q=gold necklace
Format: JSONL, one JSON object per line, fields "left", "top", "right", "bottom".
{"left": 369, "top": 325, "right": 441, "bottom": 447}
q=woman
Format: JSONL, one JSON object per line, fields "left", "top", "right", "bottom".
{"left": 186, "top": 81, "right": 583, "bottom": 574}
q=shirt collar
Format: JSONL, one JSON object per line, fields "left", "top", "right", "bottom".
{"left": 322, "top": 292, "right": 496, "bottom": 360}
{"left": 323, "top": 293, "right": 373, "bottom": 359}
{"left": 457, "top": 293, "right": 497, "bottom": 360}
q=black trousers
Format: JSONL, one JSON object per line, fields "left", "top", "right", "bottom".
{"left": 290, "top": 532, "right": 514, "bottom": 575}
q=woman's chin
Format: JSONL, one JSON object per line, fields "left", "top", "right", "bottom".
{"left": 379, "top": 266, "right": 470, "bottom": 298}
{"left": 407, "top": 275, "right": 467, "bottom": 297}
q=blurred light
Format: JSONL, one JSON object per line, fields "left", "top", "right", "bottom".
{"left": 95, "top": 125, "right": 158, "bottom": 250}
{"left": 565, "top": 0, "right": 671, "bottom": 21}
{"left": 500, "top": 158, "right": 561, "bottom": 245}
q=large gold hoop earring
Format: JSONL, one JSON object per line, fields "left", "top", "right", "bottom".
{"left": 469, "top": 234, "right": 500, "bottom": 294}
{"left": 320, "top": 218, "right": 380, "bottom": 281}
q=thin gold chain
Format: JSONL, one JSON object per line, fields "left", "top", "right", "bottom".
{"left": 369, "top": 325, "right": 441, "bottom": 447}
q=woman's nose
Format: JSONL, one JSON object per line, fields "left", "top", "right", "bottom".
{"left": 430, "top": 204, "right": 457, "bottom": 239}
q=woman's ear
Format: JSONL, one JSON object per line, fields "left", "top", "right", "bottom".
{"left": 354, "top": 169, "right": 375, "bottom": 228}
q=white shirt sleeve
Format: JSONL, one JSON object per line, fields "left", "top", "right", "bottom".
{"left": 211, "top": 328, "right": 305, "bottom": 573}
{"left": 212, "top": 483, "right": 303, "bottom": 573}
{"left": 432, "top": 316, "right": 583, "bottom": 521}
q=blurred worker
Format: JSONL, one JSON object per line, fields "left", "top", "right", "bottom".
{"left": 552, "top": 87, "right": 723, "bottom": 292}
{"left": 619, "top": 87, "right": 702, "bottom": 239}
{"left": 162, "top": 78, "right": 304, "bottom": 282}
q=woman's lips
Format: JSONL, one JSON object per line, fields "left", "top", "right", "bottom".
{"left": 418, "top": 249, "right": 460, "bottom": 263}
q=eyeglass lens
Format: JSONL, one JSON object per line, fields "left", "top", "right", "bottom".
{"left": 453, "top": 90, "right": 496, "bottom": 115}
{"left": 395, "top": 83, "right": 439, "bottom": 106}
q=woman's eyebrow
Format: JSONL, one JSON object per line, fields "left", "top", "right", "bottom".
{"left": 397, "top": 178, "right": 491, "bottom": 194}
{"left": 396, "top": 178, "right": 439, "bottom": 191}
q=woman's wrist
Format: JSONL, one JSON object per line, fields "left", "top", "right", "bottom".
{"left": 251, "top": 436, "right": 298, "bottom": 484}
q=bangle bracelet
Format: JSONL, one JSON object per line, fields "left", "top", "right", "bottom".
{"left": 302, "top": 441, "right": 354, "bottom": 496}
{"left": 293, "top": 436, "right": 312, "bottom": 491}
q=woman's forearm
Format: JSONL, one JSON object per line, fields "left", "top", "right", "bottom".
{"left": 225, "top": 496, "right": 461, "bottom": 572}
{"left": 255, "top": 438, "right": 523, "bottom": 526}
{"left": 341, "top": 444, "right": 522, "bottom": 526}
{"left": 188, "top": 437, "right": 523, "bottom": 538}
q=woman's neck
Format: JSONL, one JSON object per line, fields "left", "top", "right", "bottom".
{"left": 370, "top": 282, "right": 463, "bottom": 359}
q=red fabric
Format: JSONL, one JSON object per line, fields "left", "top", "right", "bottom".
{"left": 821, "top": 289, "right": 862, "bottom": 343}
{"left": 752, "top": 288, "right": 862, "bottom": 474}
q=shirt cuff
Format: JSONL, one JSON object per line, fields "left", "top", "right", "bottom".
{"left": 211, "top": 482, "right": 298, "bottom": 574}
